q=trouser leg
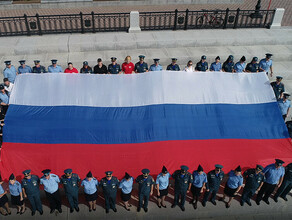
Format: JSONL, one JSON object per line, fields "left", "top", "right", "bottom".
{"left": 280, "top": 182, "right": 292, "bottom": 198}
{"left": 67, "top": 194, "right": 74, "bottom": 209}
{"left": 203, "top": 190, "right": 210, "bottom": 203}
{"left": 257, "top": 182, "right": 269, "bottom": 202}
{"left": 173, "top": 191, "right": 179, "bottom": 205}
{"left": 241, "top": 188, "right": 250, "bottom": 203}
{"left": 210, "top": 189, "right": 218, "bottom": 202}
{"left": 27, "top": 195, "right": 37, "bottom": 212}
{"left": 274, "top": 181, "right": 289, "bottom": 199}
{"left": 53, "top": 190, "right": 62, "bottom": 210}
{"left": 110, "top": 195, "right": 116, "bottom": 209}
{"left": 34, "top": 194, "right": 43, "bottom": 212}
{"left": 144, "top": 194, "right": 150, "bottom": 209}
{"left": 263, "top": 184, "right": 276, "bottom": 201}
{"left": 181, "top": 191, "right": 186, "bottom": 207}
{"left": 73, "top": 193, "right": 79, "bottom": 208}
{"left": 138, "top": 194, "right": 144, "bottom": 208}
{"left": 104, "top": 194, "right": 110, "bottom": 210}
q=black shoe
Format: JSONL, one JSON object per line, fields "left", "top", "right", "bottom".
{"left": 137, "top": 207, "right": 141, "bottom": 212}
{"left": 144, "top": 207, "right": 148, "bottom": 213}
{"left": 158, "top": 205, "right": 161, "bottom": 208}
{"left": 31, "top": 211, "right": 35, "bottom": 216}
{"left": 70, "top": 208, "right": 74, "bottom": 213}
{"left": 263, "top": 199, "right": 270, "bottom": 205}
{"left": 193, "top": 203, "right": 197, "bottom": 209}
{"left": 240, "top": 201, "right": 244, "bottom": 206}
{"left": 162, "top": 204, "right": 167, "bottom": 208}
{"left": 106, "top": 209, "right": 109, "bottom": 214}
{"left": 171, "top": 204, "right": 176, "bottom": 208}
{"left": 17, "top": 211, "right": 20, "bottom": 214}
{"left": 274, "top": 197, "right": 278, "bottom": 203}
{"left": 281, "top": 197, "right": 288, "bottom": 201}
{"left": 180, "top": 206, "right": 185, "bottom": 211}
{"left": 211, "top": 200, "right": 217, "bottom": 206}
{"left": 113, "top": 208, "right": 117, "bottom": 212}
{"left": 39, "top": 210, "right": 43, "bottom": 215}
{"left": 202, "top": 201, "right": 206, "bottom": 207}
{"left": 75, "top": 207, "right": 79, "bottom": 212}
{"left": 89, "top": 209, "right": 92, "bottom": 212}
{"left": 50, "top": 209, "right": 55, "bottom": 214}
{"left": 226, "top": 203, "right": 230, "bottom": 209}
{"left": 8, "top": 212, "right": 11, "bottom": 215}
{"left": 218, "top": 197, "right": 224, "bottom": 201}
{"left": 93, "top": 208, "right": 96, "bottom": 211}
{"left": 58, "top": 208, "right": 62, "bottom": 213}
{"left": 246, "top": 201, "right": 252, "bottom": 206}
{"left": 256, "top": 200, "right": 260, "bottom": 205}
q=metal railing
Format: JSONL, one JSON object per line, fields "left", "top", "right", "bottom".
{"left": 140, "top": 8, "right": 275, "bottom": 31}
{"left": 0, "top": 12, "right": 130, "bottom": 36}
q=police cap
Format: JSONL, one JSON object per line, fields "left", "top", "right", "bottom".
{"left": 105, "top": 171, "right": 113, "bottom": 176}
{"left": 283, "top": 92, "right": 290, "bottom": 98}
{"left": 265, "top": 53, "right": 273, "bottom": 58}
{"left": 83, "top": 61, "right": 88, "bottom": 65}
{"left": 42, "top": 169, "right": 51, "bottom": 175}
{"left": 201, "top": 55, "right": 206, "bottom": 60}
{"left": 111, "top": 57, "right": 117, "bottom": 61}
{"left": 125, "top": 172, "right": 131, "bottom": 179}
{"left": 162, "top": 166, "right": 168, "bottom": 173}
{"left": 9, "top": 173, "right": 15, "bottom": 180}
{"left": 215, "top": 56, "right": 220, "bottom": 60}
{"left": 197, "top": 164, "right": 203, "bottom": 172}
{"left": 34, "top": 60, "right": 40, "bottom": 64}
{"left": 154, "top": 58, "right": 160, "bottom": 62}
{"left": 276, "top": 76, "right": 283, "bottom": 80}
{"left": 86, "top": 171, "right": 93, "bottom": 178}
{"left": 3, "top": 78, "right": 9, "bottom": 82}
{"left": 172, "top": 58, "right": 177, "bottom": 61}
{"left": 139, "top": 55, "right": 145, "bottom": 59}
{"left": 235, "top": 165, "right": 242, "bottom": 172}
{"left": 180, "top": 165, "right": 189, "bottom": 171}
{"left": 4, "top": 60, "right": 11, "bottom": 65}
{"left": 22, "top": 169, "right": 31, "bottom": 175}
{"left": 142, "top": 169, "right": 150, "bottom": 174}
{"left": 215, "top": 164, "right": 223, "bottom": 169}
{"left": 256, "top": 165, "right": 264, "bottom": 171}
{"left": 51, "top": 59, "right": 58, "bottom": 64}
{"left": 19, "top": 60, "right": 26, "bottom": 65}
{"left": 228, "top": 55, "right": 234, "bottom": 61}
{"left": 252, "top": 57, "right": 258, "bottom": 62}
{"left": 240, "top": 56, "right": 246, "bottom": 62}
{"left": 64, "top": 168, "right": 72, "bottom": 174}
{"left": 0, "top": 85, "right": 4, "bottom": 90}
{"left": 275, "top": 159, "right": 285, "bottom": 166}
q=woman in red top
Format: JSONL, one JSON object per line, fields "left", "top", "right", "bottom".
{"left": 64, "top": 62, "right": 78, "bottom": 73}
{"left": 122, "top": 56, "right": 135, "bottom": 74}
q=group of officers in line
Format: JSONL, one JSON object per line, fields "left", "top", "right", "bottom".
{"left": 0, "top": 159, "right": 291, "bottom": 216}
{"left": 2, "top": 53, "right": 274, "bottom": 84}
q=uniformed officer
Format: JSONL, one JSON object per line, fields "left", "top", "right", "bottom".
{"left": 80, "top": 61, "right": 93, "bottom": 74}
{"left": 202, "top": 164, "right": 224, "bottom": 207}
{"left": 171, "top": 165, "right": 193, "bottom": 211}
{"left": 259, "top": 53, "right": 273, "bottom": 76}
{"left": 278, "top": 93, "right": 291, "bottom": 120}
{"left": 220, "top": 166, "right": 243, "bottom": 208}
{"left": 274, "top": 163, "right": 292, "bottom": 202}
{"left": 21, "top": 169, "right": 43, "bottom": 216}
{"left": 119, "top": 172, "right": 134, "bottom": 211}
{"left": 18, "top": 60, "right": 32, "bottom": 74}
{"left": 40, "top": 169, "right": 62, "bottom": 213}
{"left": 233, "top": 56, "right": 246, "bottom": 73}
{"left": 191, "top": 165, "right": 207, "bottom": 209}
{"left": 245, "top": 57, "right": 259, "bottom": 73}
{"left": 271, "top": 76, "right": 285, "bottom": 100}
{"left": 256, "top": 159, "right": 285, "bottom": 205}
{"left": 0, "top": 84, "right": 9, "bottom": 116}
{"left": 9, "top": 173, "right": 26, "bottom": 214}
{"left": 156, "top": 166, "right": 171, "bottom": 208}
{"left": 32, "top": 60, "right": 47, "bottom": 73}
{"left": 0, "top": 176, "right": 11, "bottom": 216}
{"left": 108, "top": 57, "right": 122, "bottom": 74}
{"left": 100, "top": 171, "right": 119, "bottom": 213}
{"left": 149, "top": 59, "right": 163, "bottom": 71}
{"left": 48, "top": 59, "right": 63, "bottom": 73}
{"left": 167, "top": 58, "right": 180, "bottom": 71}
{"left": 210, "top": 56, "right": 222, "bottom": 72}
{"left": 136, "top": 169, "right": 154, "bottom": 212}
{"left": 240, "top": 165, "right": 265, "bottom": 206}
{"left": 60, "top": 169, "right": 80, "bottom": 213}
{"left": 3, "top": 60, "right": 18, "bottom": 83}
{"left": 195, "top": 55, "right": 208, "bottom": 72}
{"left": 222, "top": 55, "right": 234, "bottom": 73}
{"left": 135, "top": 55, "right": 148, "bottom": 73}
{"left": 81, "top": 171, "right": 98, "bottom": 212}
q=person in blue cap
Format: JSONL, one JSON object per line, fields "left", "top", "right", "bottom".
{"left": 21, "top": 169, "right": 43, "bottom": 216}
{"left": 220, "top": 166, "right": 243, "bottom": 208}
{"left": 167, "top": 58, "right": 180, "bottom": 71}
{"left": 195, "top": 55, "right": 208, "bottom": 72}
{"left": 277, "top": 93, "right": 291, "bottom": 121}
{"left": 222, "top": 55, "right": 234, "bottom": 73}
{"left": 18, "top": 60, "right": 32, "bottom": 74}
{"left": 136, "top": 168, "right": 154, "bottom": 212}
{"left": 32, "top": 60, "right": 47, "bottom": 73}
{"left": 210, "top": 56, "right": 222, "bottom": 72}
{"left": 0, "top": 176, "right": 11, "bottom": 216}
{"left": 190, "top": 165, "right": 207, "bottom": 209}
{"left": 40, "top": 169, "right": 62, "bottom": 214}
{"left": 108, "top": 57, "right": 122, "bottom": 74}
{"left": 9, "top": 173, "right": 26, "bottom": 214}
{"left": 0, "top": 84, "right": 9, "bottom": 116}
{"left": 135, "top": 55, "right": 148, "bottom": 73}
{"left": 3, "top": 60, "right": 18, "bottom": 83}
{"left": 233, "top": 56, "right": 246, "bottom": 73}
{"left": 100, "top": 171, "right": 119, "bottom": 213}
{"left": 149, "top": 59, "right": 163, "bottom": 71}
{"left": 119, "top": 172, "right": 134, "bottom": 211}
{"left": 271, "top": 76, "right": 285, "bottom": 100}
{"left": 202, "top": 164, "right": 224, "bottom": 207}
{"left": 60, "top": 169, "right": 80, "bottom": 213}
{"left": 48, "top": 59, "right": 63, "bottom": 73}
{"left": 259, "top": 53, "right": 273, "bottom": 76}
{"left": 240, "top": 165, "right": 265, "bottom": 206}
{"left": 274, "top": 163, "right": 292, "bottom": 202}
{"left": 245, "top": 57, "right": 259, "bottom": 73}
{"left": 256, "top": 159, "right": 285, "bottom": 205}
{"left": 80, "top": 61, "right": 93, "bottom": 74}
{"left": 171, "top": 165, "right": 193, "bottom": 211}
{"left": 81, "top": 171, "right": 98, "bottom": 212}
{"left": 156, "top": 166, "right": 171, "bottom": 208}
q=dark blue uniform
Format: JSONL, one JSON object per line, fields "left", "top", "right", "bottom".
{"left": 271, "top": 81, "right": 285, "bottom": 100}
{"left": 245, "top": 62, "right": 259, "bottom": 72}
{"left": 195, "top": 61, "right": 208, "bottom": 71}
{"left": 241, "top": 169, "right": 265, "bottom": 204}
{"left": 203, "top": 170, "right": 224, "bottom": 204}
{"left": 100, "top": 177, "right": 119, "bottom": 211}
{"left": 134, "top": 62, "right": 148, "bottom": 73}
{"left": 167, "top": 64, "right": 180, "bottom": 71}
{"left": 136, "top": 175, "right": 154, "bottom": 210}
{"left": 172, "top": 170, "right": 193, "bottom": 209}
{"left": 32, "top": 65, "right": 47, "bottom": 73}
{"left": 222, "top": 61, "right": 234, "bottom": 72}
{"left": 274, "top": 163, "right": 292, "bottom": 201}
{"left": 21, "top": 175, "right": 43, "bottom": 213}
{"left": 61, "top": 173, "right": 80, "bottom": 210}
{"left": 108, "top": 64, "right": 121, "bottom": 74}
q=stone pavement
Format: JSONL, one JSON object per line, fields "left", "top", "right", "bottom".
{"left": 0, "top": 0, "right": 291, "bottom": 26}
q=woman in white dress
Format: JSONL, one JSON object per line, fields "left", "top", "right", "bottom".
{"left": 185, "top": 60, "right": 195, "bottom": 72}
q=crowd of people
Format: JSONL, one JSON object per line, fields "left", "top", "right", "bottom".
{"left": 0, "top": 159, "right": 291, "bottom": 216}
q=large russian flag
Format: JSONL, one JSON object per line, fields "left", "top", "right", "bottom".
{"left": 0, "top": 71, "right": 291, "bottom": 179}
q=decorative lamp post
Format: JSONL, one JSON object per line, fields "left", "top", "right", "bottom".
{"left": 250, "top": 0, "right": 263, "bottom": 18}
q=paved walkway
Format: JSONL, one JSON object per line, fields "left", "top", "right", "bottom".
{"left": 0, "top": 0, "right": 291, "bottom": 26}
